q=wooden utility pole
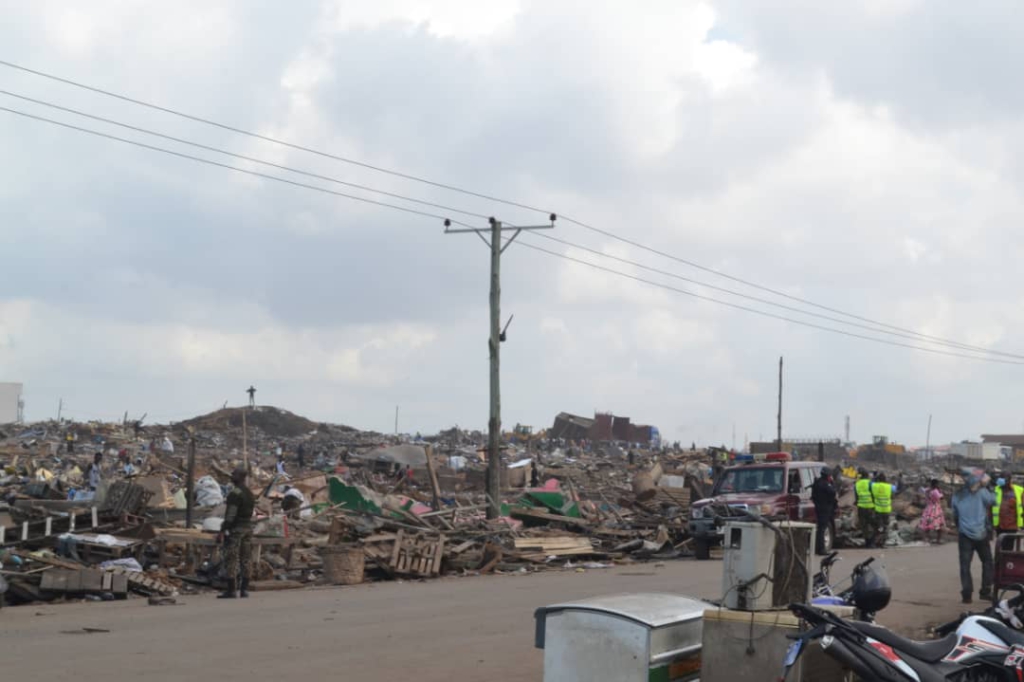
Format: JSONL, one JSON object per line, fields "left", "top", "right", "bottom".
{"left": 185, "top": 432, "right": 197, "bottom": 528}
{"left": 395, "top": 405, "right": 399, "bottom": 435}
{"left": 926, "top": 413, "right": 933, "bottom": 459}
{"left": 242, "top": 408, "right": 249, "bottom": 473}
{"left": 776, "top": 356, "right": 783, "bottom": 451}
{"left": 445, "top": 215, "right": 556, "bottom": 518}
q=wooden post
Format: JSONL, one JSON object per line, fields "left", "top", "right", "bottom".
{"left": 186, "top": 435, "right": 197, "bottom": 528}
{"left": 487, "top": 218, "right": 502, "bottom": 519}
{"left": 242, "top": 408, "right": 250, "bottom": 473}
{"left": 424, "top": 444, "right": 442, "bottom": 512}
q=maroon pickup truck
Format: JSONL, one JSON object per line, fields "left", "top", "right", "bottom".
{"left": 688, "top": 456, "right": 832, "bottom": 560}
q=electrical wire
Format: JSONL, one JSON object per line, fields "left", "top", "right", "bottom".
{"left": 0, "top": 57, "right": 1012, "bottom": 357}
{"left": 0, "top": 58, "right": 541, "bottom": 212}
{"left": 3, "top": 102, "right": 1022, "bottom": 365}
{"left": 4, "top": 88, "right": 1017, "bottom": 360}
{"left": 511, "top": 239, "right": 1024, "bottom": 365}
{"left": 0, "top": 105, "right": 478, "bottom": 228}
{"left": 0, "top": 90, "right": 492, "bottom": 223}
{"left": 527, "top": 232, "right": 1024, "bottom": 360}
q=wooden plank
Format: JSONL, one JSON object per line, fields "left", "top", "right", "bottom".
{"left": 509, "top": 507, "right": 591, "bottom": 529}
{"left": 389, "top": 530, "right": 405, "bottom": 570}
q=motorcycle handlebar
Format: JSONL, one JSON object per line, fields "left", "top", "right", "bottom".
{"left": 1004, "top": 584, "right": 1024, "bottom": 608}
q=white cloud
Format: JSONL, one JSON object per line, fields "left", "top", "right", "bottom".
{"left": 3, "top": 1, "right": 1024, "bottom": 446}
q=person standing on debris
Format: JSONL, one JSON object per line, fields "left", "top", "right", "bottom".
{"left": 297, "top": 443, "right": 306, "bottom": 470}
{"left": 872, "top": 472, "right": 894, "bottom": 548}
{"left": 919, "top": 478, "right": 946, "bottom": 544}
{"left": 952, "top": 473, "right": 996, "bottom": 604}
{"left": 219, "top": 467, "right": 256, "bottom": 599}
{"left": 247, "top": 385, "right": 256, "bottom": 407}
{"left": 855, "top": 468, "right": 877, "bottom": 548}
{"left": 87, "top": 452, "right": 103, "bottom": 491}
{"left": 65, "top": 431, "right": 75, "bottom": 453}
{"left": 811, "top": 467, "right": 838, "bottom": 555}
{"left": 161, "top": 435, "right": 174, "bottom": 454}
{"left": 993, "top": 475, "right": 1023, "bottom": 545}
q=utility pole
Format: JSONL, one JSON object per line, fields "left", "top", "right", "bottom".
{"left": 446, "top": 215, "right": 556, "bottom": 518}
{"left": 776, "top": 356, "right": 783, "bottom": 451}
{"left": 926, "top": 414, "right": 933, "bottom": 460}
{"left": 394, "top": 405, "right": 399, "bottom": 436}
{"left": 844, "top": 415, "right": 850, "bottom": 444}
{"left": 186, "top": 431, "right": 197, "bottom": 528}
{"left": 57, "top": 397, "right": 63, "bottom": 422}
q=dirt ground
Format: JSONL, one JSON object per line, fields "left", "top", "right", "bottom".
{"left": 0, "top": 543, "right": 973, "bottom": 681}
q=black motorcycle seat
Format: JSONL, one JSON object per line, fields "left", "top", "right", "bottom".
{"left": 851, "top": 621, "right": 957, "bottom": 663}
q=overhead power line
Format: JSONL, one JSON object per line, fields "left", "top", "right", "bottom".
{"left": 526, "top": 232, "right": 1024, "bottom": 360}
{"left": 0, "top": 57, "right": 1013, "bottom": 358}
{"left": 0, "top": 89, "right": 491, "bottom": 222}
{"left": 0, "top": 105, "right": 479, "bottom": 228}
{"left": 511, "top": 239, "right": 1024, "bottom": 366}
{"left": 2, "top": 104, "right": 1020, "bottom": 365}
{"left": 2, "top": 90, "right": 1017, "bottom": 361}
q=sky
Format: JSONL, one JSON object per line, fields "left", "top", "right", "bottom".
{"left": 1, "top": 1, "right": 1023, "bottom": 446}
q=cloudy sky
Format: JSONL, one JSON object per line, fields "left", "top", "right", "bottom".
{"left": 1, "top": 1, "right": 1022, "bottom": 446}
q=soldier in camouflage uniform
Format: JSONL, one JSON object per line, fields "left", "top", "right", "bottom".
{"left": 218, "top": 466, "right": 256, "bottom": 599}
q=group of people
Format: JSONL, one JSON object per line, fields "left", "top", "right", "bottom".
{"left": 853, "top": 468, "right": 897, "bottom": 549}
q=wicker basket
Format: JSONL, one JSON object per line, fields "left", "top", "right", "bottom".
{"left": 321, "top": 544, "right": 365, "bottom": 585}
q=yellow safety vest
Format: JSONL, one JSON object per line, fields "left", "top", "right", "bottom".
{"left": 872, "top": 482, "right": 893, "bottom": 515}
{"left": 855, "top": 478, "right": 874, "bottom": 510}
{"left": 993, "top": 485, "right": 1024, "bottom": 529}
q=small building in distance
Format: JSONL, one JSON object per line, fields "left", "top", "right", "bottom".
{"left": 550, "top": 411, "right": 660, "bottom": 447}
{"left": 0, "top": 382, "right": 23, "bottom": 424}
{"left": 981, "top": 434, "right": 1024, "bottom": 461}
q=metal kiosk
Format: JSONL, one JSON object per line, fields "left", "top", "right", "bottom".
{"left": 534, "top": 593, "right": 706, "bottom": 682}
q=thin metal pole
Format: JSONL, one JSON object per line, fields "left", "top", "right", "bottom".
{"left": 487, "top": 219, "right": 502, "bottom": 519}
{"left": 776, "top": 356, "right": 783, "bottom": 451}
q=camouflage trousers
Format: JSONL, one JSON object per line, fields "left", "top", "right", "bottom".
{"left": 223, "top": 526, "right": 253, "bottom": 582}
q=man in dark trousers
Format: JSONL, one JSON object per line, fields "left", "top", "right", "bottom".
{"left": 219, "top": 467, "right": 256, "bottom": 599}
{"left": 952, "top": 473, "right": 996, "bottom": 604}
{"left": 811, "top": 467, "right": 838, "bottom": 555}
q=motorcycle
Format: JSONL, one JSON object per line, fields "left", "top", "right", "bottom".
{"left": 813, "top": 552, "right": 892, "bottom": 623}
{"left": 781, "top": 586, "right": 1024, "bottom": 682}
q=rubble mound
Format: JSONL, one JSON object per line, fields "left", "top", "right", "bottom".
{"left": 181, "top": 406, "right": 320, "bottom": 438}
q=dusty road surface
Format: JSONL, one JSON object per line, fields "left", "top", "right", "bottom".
{"left": 1, "top": 543, "right": 973, "bottom": 681}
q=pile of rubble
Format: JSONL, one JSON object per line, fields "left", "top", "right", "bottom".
{"left": 0, "top": 407, "right": 708, "bottom": 607}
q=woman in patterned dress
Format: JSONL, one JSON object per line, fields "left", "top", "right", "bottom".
{"left": 919, "top": 478, "right": 946, "bottom": 544}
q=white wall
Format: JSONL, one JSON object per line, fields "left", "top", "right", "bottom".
{"left": 982, "top": 442, "right": 1004, "bottom": 461}
{"left": 0, "top": 382, "right": 22, "bottom": 423}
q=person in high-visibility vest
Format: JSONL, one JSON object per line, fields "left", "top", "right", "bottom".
{"left": 872, "top": 472, "right": 894, "bottom": 548}
{"left": 855, "top": 468, "right": 877, "bottom": 548}
{"left": 993, "top": 476, "right": 1024, "bottom": 542}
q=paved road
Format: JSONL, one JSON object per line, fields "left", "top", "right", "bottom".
{"left": 0, "top": 543, "right": 972, "bottom": 681}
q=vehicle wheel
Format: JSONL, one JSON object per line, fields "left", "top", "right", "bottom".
{"left": 694, "top": 538, "right": 711, "bottom": 561}
{"left": 817, "top": 524, "right": 834, "bottom": 555}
